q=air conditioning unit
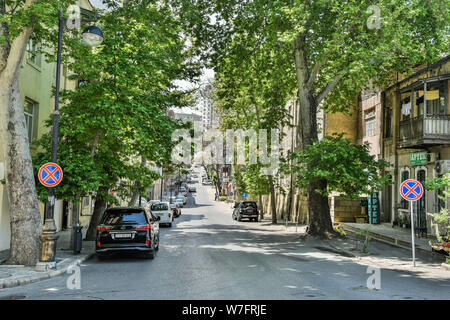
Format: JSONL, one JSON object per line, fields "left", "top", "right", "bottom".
{"left": 435, "top": 160, "right": 450, "bottom": 175}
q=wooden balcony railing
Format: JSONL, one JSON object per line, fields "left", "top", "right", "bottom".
{"left": 399, "top": 115, "right": 450, "bottom": 146}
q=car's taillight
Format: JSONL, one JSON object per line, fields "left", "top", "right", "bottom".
{"left": 136, "top": 224, "right": 151, "bottom": 230}
{"left": 145, "top": 240, "right": 150, "bottom": 245}
{"left": 97, "top": 242, "right": 101, "bottom": 247}
{"left": 96, "top": 225, "right": 111, "bottom": 231}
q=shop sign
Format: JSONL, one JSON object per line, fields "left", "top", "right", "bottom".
{"left": 410, "top": 152, "right": 428, "bottom": 166}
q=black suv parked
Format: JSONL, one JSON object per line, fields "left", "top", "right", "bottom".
{"left": 96, "top": 207, "right": 160, "bottom": 259}
{"left": 232, "top": 201, "right": 259, "bottom": 222}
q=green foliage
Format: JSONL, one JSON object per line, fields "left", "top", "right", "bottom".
{"left": 218, "top": 195, "right": 226, "bottom": 201}
{"left": 33, "top": 0, "right": 200, "bottom": 203}
{"left": 358, "top": 226, "right": 372, "bottom": 253}
{"left": 283, "top": 133, "right": 391, "bottom": 199}
{"left": 333, "top": 227, "right": 347, "bottom": 237}
{"left": 173, "top": 0, "right": 449, "bottom": 112}
{"left": 425, "top": 173, "right": 449, "bottom": 243}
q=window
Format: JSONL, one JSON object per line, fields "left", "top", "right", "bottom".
{"left": 400, "top": 170, "right": 410, "bottom": 209}
{"left": 364, "top": 108, "right": 376, "bottom": 137}
{"left": 425, "top": 83, "right": 447, "bottom": 116}
{"left": 83, "top": 196, "right": 90, "bottom": 207}
{"left": 24, "top": 99, "right": 38, "bottom": 143}
{"left": 26, "top": 39, "right": 41, "bottom": 67}
{"left": 401, "top": 94, "right": 411, "bottom": 121}
{"left": 101, "top": 210, "right": 147, "bottom": 225}
{"left": 151, "top": 203, "right": 168, "bottom": 211}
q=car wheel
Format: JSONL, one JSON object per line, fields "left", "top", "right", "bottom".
{"left": 168, "top": 222, "right": 172, "bottom": 227}
{"left": 144, "top": 243, "right": 155, "bottom": 259}
{"left": 237, "top": 214, "right": 242, "bottom": 222}
{"left": 254, "top": 217, "right": 258, "bottom": 222}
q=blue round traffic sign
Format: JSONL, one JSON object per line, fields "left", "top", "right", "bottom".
{"left": 38, "top": 162, "right": 63, "bottom": 187}
{"left": 241, "top": 192, "right": 247, "bottom": 198}
{"left": 400, "top": 179, "right": 423, "bottom": 202}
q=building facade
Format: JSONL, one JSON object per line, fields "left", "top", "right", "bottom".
{"left": 381, "top": 55, "right": 450, "bottom": 235}
{"left": 0, "top": 0, "right": 97, "bottom": 251}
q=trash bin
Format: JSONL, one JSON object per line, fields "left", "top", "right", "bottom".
{"left": 73, "top": 225, "right": 83, "bottom": 254}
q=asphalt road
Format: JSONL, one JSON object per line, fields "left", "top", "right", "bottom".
{"left": 0, "top": 181, "right": 449, "bottom": 300}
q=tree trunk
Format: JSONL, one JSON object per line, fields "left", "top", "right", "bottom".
{"left": 293, "top": 37, "right": 334, "bottom": 238}
{"left": 286, "top": 187, "right": 293, "bottom": 222}
{"left": 85, "top": 191, "right": 108, "bottom": 241}
{"left": 268, "top": 176, "right": 277, "bottom": 224}
{"left": 258, "top": 193, "right": 264, "bottom": 220}
{"left": 307, "top": 180, "right": 333, "bottom": 238}
{"left": 1, "top": 77, "right": 42, "bottom": 266}
{"left": 128, "top": 158, "right": 146, "bottom": 206}
{"left": 0, "top": 22, "right": 42, "bottom": 265}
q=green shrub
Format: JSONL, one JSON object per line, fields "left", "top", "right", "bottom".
{"left": 333, "top": 227, "right": 346, "bottom": 237}
{"left": 219, "top": 196, "right": 227, "bottom": 201}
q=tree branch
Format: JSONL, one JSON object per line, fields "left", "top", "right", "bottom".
{"left": 315, "top": 71, "right": 345, "bottom": 105}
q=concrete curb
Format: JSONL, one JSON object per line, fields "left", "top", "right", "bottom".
{"left": 339, "top": 224, "right": 446, "bottom": 262}
{"left": 0, "top": 251, "right": 95, "bottom": 289}
{"left": 442, "top": 263, "right": 450, "bottom": 271}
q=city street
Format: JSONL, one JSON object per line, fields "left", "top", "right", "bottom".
{"left": 0, "top": 181, "right": 449, "bottom": 300}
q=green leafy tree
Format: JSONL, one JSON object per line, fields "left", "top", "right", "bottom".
{"left": 172, "top": 0, "right": 449, "bottom": 237}
{"left": 282, "top": 133, "right": 391, "bottom": 197}
{"left": 213, "top": 27, "right": 293, "bottom": 223}
{"left": 33, "top": 0, "right": 200, "bottom": 240}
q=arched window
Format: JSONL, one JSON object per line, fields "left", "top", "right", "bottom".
{"left": 400, "top": 169, "right": 410, "bottom": 209}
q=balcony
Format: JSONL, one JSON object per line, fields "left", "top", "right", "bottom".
{"left": 398, "top": 115, "right": 450, "bottom": 148}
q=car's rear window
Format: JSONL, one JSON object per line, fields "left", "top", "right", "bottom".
{"left": 242, "top": 202, "right": 257, "bottom": 208}
{"left": 102, "top": 211, "right": 147, "bottom": 225}
{"left": 151, "top": 203, "right": 168, "bottom": 211}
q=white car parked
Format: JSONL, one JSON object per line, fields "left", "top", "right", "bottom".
{"left": 150, "top": 202, "right": 173, "bottom": 227}
{"left": 177, "top": 194, "right": 187, "bottom": 205}
{"left": 175, "top": 198, "right": 184, "bottom": 208}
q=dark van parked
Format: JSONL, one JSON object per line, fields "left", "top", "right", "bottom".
{"left": 232, "top": 201, "right": 259, "bottom": 222}
{"left": 96, "top": 207, "right": 160, "bottom": 259}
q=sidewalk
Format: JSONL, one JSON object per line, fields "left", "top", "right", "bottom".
{"left": 0, "top": 229, "right": 95, "bottom": 289}
{"left": 337, "top": 222, "right": 447, "bottom": 260}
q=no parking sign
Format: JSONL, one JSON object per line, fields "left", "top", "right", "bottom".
{"left": 399, "top": 179, "right": 423, "bottom": 267}
{"left": 400, "top": 179, "right": 424, "bottom": 202}
{"left": 38, "top": 163, "right": 63, "bottom": 187}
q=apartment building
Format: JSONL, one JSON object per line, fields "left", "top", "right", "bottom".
{"left": 381, "top": 55, "right": 450, "bottom": 235}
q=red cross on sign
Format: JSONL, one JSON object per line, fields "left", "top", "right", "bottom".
{"left": 400, "top": 179, "right": 424, "bottom": 202}
{"left": 38, "top": 163, "right": 63, "bottom": 187}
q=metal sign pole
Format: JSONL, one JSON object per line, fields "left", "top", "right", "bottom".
{"left": 400, "top": 179, "right": 423, "bottom": 268}
{"left": 410, "top": 200, "right": 416, "bottom": 267}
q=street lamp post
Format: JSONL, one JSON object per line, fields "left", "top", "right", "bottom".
{"left": 36, "top": 8, "right": 104, "bottom": 271}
